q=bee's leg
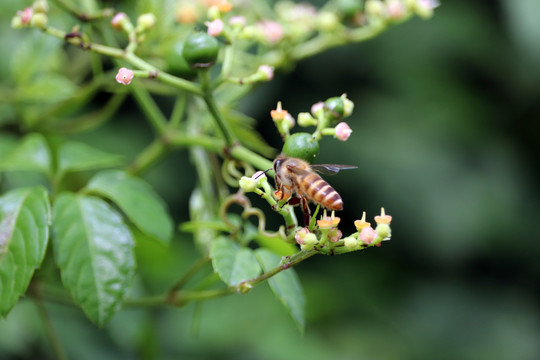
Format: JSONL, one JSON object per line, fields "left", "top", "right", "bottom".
{"left": 300, "top": 196, "right": 311, "bottom": 226}
{"left": 287, "top": 197, "right": 301, "bottom": 206}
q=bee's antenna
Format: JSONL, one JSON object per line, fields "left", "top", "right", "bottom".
{"left": 254, "top": 168, "right": 272, "bottom": 179}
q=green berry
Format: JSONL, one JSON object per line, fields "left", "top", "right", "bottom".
{"left": 337, "top": 0, "right": 362, "bottom": 18}
{"left": 166, "top": 42, "right": 197, "bottom": 79}
{"left": 282, "top": 132, "right": 320, "bottom": 163}
{"left": 182, "top": 32, "right": 220, "bottom": 68}
{"left": 324, "top": 97, "right": 345, "bottom": 123}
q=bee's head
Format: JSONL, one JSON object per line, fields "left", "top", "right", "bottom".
{"left": 273, "top": 154, "right": 287, "bottom": 174}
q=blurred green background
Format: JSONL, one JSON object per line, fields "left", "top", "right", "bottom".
{"left": 2, "top": 0, "right": 540, "bottom": 359}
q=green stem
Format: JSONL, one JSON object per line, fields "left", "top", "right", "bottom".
{"left": 34, "top": 295, "right": 68, "bottom": 360}
{"left": 127, "top": 132, "right": 225, "bottom": 175}
{"left": 230, "top": 145, "right": 273, "bottom": 172}
{"left": 50, "top": 0, "right": 114, "bottom": 21}
{"left": 239, "top": 249, "right": 317, "bottom": 289}
{"left": 126, "top": 138, "right": 167, "bottom": 175}
{"left": 42, "top": 26, "right": 202, "bottom": 95}
{"left": 130, "top": 84, "right": 168, "bottom": 134}
{"left": 124, "top": 288, "right": 236, "bottom": 307}
{"left": 291, "top": 21, "right": 388, "bottom": 61}
{"left": 167, "top": 131, "right": 225, "bottom": 153}
{"left": 169, "top": 94, "right": 187, "bottom": 127}
{"left": 168, "top": 257, "right": 211, "bottom": 297}
{"left": 198, "top": 69, "right": 236, "bottom": 147}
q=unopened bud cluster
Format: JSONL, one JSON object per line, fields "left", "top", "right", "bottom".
{"left": 12, "top": 0, "right": 49, "bottom": 29}
{"left": 365, "top": 0, "right": 440, "bottom": 22}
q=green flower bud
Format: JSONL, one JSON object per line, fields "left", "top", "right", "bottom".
{"left": 207, "top": 5, "right": 221, "bottom": 20}
{"left": 300, "top": 233, "right": 318, "bottom": 251}
{"left": 375, "top": 223, "right": 391, "bottom": 239}
{"left": 32, "top": 0, "right": 49, "bottom": 13}
{"left": 182, "top": 31, "right": 220, "bottom": 68}
{"left": 365, "top": 0, "right": 386, "bottom": 18}
{"left": 30, "top": 12, "right": 47, "bottom": 29}
{"left": 253, "top": 171, "right": 268, "bottom": 188}
{"left": 282, "top": 132, "right": 320, "bottom": 163}
{"left": 239, "top": 176, "right": 257, "bottom": 192}
{"left": 341, "top": 94, "right": 354, "bottom": 117}
{"left": 297, "top": 112, "right": 317, "bottom": 127}
{"left": 11, "top": 16, "right": 23, "bottom": 29}
{"left": 137, "top": 13, "right": 157, "bottom": 32}
{"left": 317, "top": 11, "right": 339, "bottom": 31}
{"left": 343, "top": 236, "right": 358, "bottom": 249}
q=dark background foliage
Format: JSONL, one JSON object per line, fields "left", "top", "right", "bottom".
{"left": 1, "top": 0, "right": 540, "bottom": 359}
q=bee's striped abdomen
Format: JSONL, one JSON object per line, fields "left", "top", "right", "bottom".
{"left": 300, "top": 173, "right": 343, "bottom": 210}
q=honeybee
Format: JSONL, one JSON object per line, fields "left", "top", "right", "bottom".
{"left": 273, "top": 154, "right": 357, "bottom": 225}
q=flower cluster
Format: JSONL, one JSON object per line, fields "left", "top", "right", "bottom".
{"left": 238, "top": 166, "right": 392, "bottom": 255}
{"left": 296, "top": 209, "right": 392, "bottom": 253}
{"left": 11, "top": 0, "right": 48, "bottom": 29}
{"left": 271, "top": 94, "right": 354, "bottom": 144}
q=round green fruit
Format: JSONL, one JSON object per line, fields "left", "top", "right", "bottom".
{"left": 324, "top": 97, "right": 345, "bottom": 123}
{"left": 282, "top": 132, "right": 320, "bottom": 163}
{"left": 182, "top": 32, "right": 220, "bottom": 67}
{"left": 166, "top": 42, "right": 197, "bottom": 79}
{"left": 337, "top": 0, "right": 362, "bottom": 18}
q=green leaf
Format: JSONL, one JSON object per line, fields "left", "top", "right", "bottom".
{"left": 85, "top": 170, "right": 173, "bottom": 245}
{"left": 0, "top": 133, "right": 51, "bottom": 174}
{"left": 52, "top": 192, "right": 135, "bottom": 326}
{"left": 210, "top": 237, "right": 261, "bottom": 286}
{"left": 57, "top": 141, "right": 124, "bottom": 175}
{"left": 0, "top": 186, "right": 51, "bottom": 316}
{"left": 255, "top": 249, "right": 305, "bottom": 333}
{"left": 225, "top": 109, "right": 277, "bottom": 158}
{"left": 16, "top": 74, "right": 77, "bottom": 104}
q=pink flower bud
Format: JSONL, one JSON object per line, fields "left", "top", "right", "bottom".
{"left": 335, "top": 122, "right": 352, "bottom": 141}
{"left": 229, "top": 15, "right": 246, "bottom": 27}
{"left": 311, "top": 101, "right": 324, "bottom": 117}
{"left": 206, "top": 19, "right": 224, "bottom": 37}
{"left": 295, "top": 227, "right": 310, "bottom": 245}
{"left": 387, "top": 0, "right": 406, "bottom": 20}
{"left": 259, "top": 20, "right": 284, "bottom": 45}
{"left": 115, "top": 67, "right": 134, "bottom": 85}
{"left": 111, "top": 12, "right": 127, "bottom": 30}
{"left": 257, "top": 65, "right": 274, "bottom": 80}
{"left": 358, "top": 226, "right": 377, "bottom": 245}
{"left": 328, "top": 228, "right": 342, "bottom": 243}
{"left": 20, "top": 7, "right": 33, "bottom": 25}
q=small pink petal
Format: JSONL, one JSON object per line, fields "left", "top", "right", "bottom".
{"left": 206, "top": 19, "right": 224, "bottom": 37}
{"left": 335, "top": 122, "right": 352, "bottom": 141}
{"left": 115, "top": 67, "right": 134, "bottom": 85}
{"left": 111, "top": 12, "right": 127, "bottom": 30}
{"left": 259, "top": 20, "right": 284, "bottom": 44}
{"left": 311, "top": 101, "right": 324, "bottom": 116}
{"left": 229, "top": 15, "right": 246, "bottom": 27}
{"left": 20, "top": 7, "right": 33, "bottom": 25}
{"left": 258, "top": 65, "right": 274, "bottom": 80}
{"left": 358, "top": 226, "right": 377, "bottom": 244}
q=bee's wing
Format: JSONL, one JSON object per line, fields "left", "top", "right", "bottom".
{"left": 311, "top": 164, "right": 358, "bottom": 175}
{"left": 285, "top": 164, "right": 313, "bottom": 176}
